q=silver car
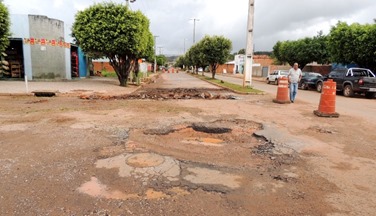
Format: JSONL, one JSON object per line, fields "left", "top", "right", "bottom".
{"left": 266, "top": 70, "right": 289, "bottom": 85}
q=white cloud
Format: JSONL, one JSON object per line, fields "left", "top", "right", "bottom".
{"left": 3, "top": 0, "right": 376, "bottom": 54}
{"left": 53, "top": 0, "right": 64, "bottom": 8}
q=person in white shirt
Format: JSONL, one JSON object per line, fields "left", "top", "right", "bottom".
{"left": 287, "top": 63, "right": 302, "bottom": 103}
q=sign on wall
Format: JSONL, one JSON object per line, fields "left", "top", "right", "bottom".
{"left": 23, "top": 38, "right": 71, "bottom": 49}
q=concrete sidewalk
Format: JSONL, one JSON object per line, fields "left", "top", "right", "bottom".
{"left": 214, "top": 72, "right": 266, "bottom": 82}
{"left": 0, "top": 77, "right": 140, "bottom": 96}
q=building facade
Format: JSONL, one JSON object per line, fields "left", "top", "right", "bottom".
{"left": 1, "top": 14, "right": 88, "bottom": 80}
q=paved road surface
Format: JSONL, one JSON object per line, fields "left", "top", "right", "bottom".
{"left": 156, "top": 72, "right": 220, "bottom": 89}
{"left": 212, "top": 73, "right": 376, "bottom": 122}
{"left": 0, "top": 77, "right": 137, "bottom": 95}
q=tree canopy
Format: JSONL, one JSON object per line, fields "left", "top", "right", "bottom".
{"left": 200, "top": 36, "right": 232, "bottom": 78}
{"left": 238, "top": 48, "right": 246, "bottom": 55}
{"left": 72, "top": 2, "right": 154, "bottom": 86}
{"left": 156, "top": 54, "right": 167, "bottom": 67}
{"left": 273, "top": 21, "right": 376, "bottom": 71}
{"left": 179, "top": 35, "right": 232, "bottom": 78}
{"left": 0, "top": 2, "right": 10, "bottom": 53}
{"left": 272, "top": 32, "right": 330, "bottom": 69}
{"left": 328, "top": 21, "right": 376, "bottom": 71}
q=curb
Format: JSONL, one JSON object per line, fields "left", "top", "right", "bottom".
{"left": 0, "top": 93, "right": 34, "bottom": 96}
{"left": 189, "top": 73, "right": 265, "bottom": 95}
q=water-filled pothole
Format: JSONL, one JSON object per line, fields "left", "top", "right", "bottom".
{"left": 34, "top": 91, "right": 56, "bottom": 97}
{"left": 140, "top": 119, "right": 261, "bottom": 150}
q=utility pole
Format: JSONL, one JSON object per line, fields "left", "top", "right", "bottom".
{"left": 154, "top": 35, "right": 159, "bottom": 73}
{"left": 183, "top": 38, "right": 186, "bottom": 54}
{"left": 243, "top": 0, "right": 255, "bottom": 87}
{"left": 191, "top": 18, "right": 200, "bottom": 44}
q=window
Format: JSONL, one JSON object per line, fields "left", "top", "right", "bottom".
{"left": 352, "top": 69, "right": 367, "bottom": 77}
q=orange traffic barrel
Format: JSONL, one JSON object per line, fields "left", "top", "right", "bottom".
{"left": 314, "top": 79, "right": 340, "bottom": 118}
{"left": 273, "top": 77, "right": 291, "bottom": 104}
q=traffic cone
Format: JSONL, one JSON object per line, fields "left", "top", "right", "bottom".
{"left": 314, "top": 79, "right": 340, "bottom": 118}
{"left": 273, "top": 77, "right": 291, "bottom": 104}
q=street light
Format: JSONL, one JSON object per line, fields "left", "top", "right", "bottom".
{"left": 191, "top": 18, "right": 200, "bottom": 44}
{"left": 125, "top": 0, "right": 136, "bottom": 7}
{"left": 158, "top": 46, "right": 163, "bottom": 55}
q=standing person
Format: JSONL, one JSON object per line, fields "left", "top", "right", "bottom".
{"left": 288, "top": 63, "right": 302, "bottom": 103}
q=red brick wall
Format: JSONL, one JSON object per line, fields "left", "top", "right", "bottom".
{"left": 217, "top": 64, "right": 234, "bottom": 74}
{"left": 93, "top": 62, "right": 115, "bottom": 72}
{"left": 253, "top": 55, "right": 274, "bottom": 67}
{"left": 303, "top": 65, "right": 331, "bottom": 75}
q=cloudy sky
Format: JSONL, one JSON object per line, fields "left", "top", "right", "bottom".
{"left": 4, "top": 0, "right": 376, "bottom": 55}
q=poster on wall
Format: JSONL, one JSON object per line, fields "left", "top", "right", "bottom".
{"left": 40, "top": 38, "right": 46, "bottom": 46}
{"left": 23, "top": 38, "right": 71, "bottom": 49}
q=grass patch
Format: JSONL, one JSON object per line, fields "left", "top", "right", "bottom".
{"left": 193, "top": 74, "right": 263, "bottom": 94}
{"left": 101, "top": 71, "right": 117, "bottom": 78}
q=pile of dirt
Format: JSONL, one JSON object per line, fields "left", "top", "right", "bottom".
{"left": 80, "top": 88, "right": 237, "bottom": 100}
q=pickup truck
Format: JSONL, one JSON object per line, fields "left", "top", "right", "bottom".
{"left": 266, "top": 70, "right": 289, "bottom": 85}
{"left": 316, "top": 68, "right": 376, "bottom": 98}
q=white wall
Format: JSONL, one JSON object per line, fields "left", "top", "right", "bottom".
{"left": 10, "top": 14, "right": 32, "bottom": 80}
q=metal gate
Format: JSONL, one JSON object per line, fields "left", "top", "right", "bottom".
{"left": 262, "top": 67, "right": 269, "bottom": 77}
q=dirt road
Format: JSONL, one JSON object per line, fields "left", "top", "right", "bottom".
{"left": 213, "top": 73, "right": 376, "bottom": 122}
{"left": 1, "top": 73, "right": 375, "bottom": 215}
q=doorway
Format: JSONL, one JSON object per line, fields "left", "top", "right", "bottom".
{"left": 1, "top": 38, "right": 24, "bottom": 79}
{"left": 70, "top": 46, "right": 79, "bottom": 78}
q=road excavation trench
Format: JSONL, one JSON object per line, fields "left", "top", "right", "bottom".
{"left": 79, "top": 88, "right": 239, "bottom": 100}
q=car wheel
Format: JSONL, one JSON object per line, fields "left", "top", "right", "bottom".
{"left": 316, "top": 82, "right": 323, "bottom": 92}
{"left": 301, "top": 82, "right": 307, "bottom": 90}
{"left": 266, "top": 78, "right": 270, "bottom": 84}
{"left": 274, "top": 79, "right": 278, "bottom": 85}
{"left": 343, "top": 85, "right": 354, "bottom": 97}
{"left": 365, "top": 92, "right": 376, "bottom": 99}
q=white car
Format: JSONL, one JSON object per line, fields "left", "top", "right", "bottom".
{"left": 266, "top": 70, "right": 289, "bottom": 84}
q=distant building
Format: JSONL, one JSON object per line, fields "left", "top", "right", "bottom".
{"left": 0, "top": 14, "right": 89, "bottom": 80}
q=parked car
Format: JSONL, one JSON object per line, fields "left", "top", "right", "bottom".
{"left": 298, "top": 72, "right": 323, "bottom": 90}
{"left": 316, "top": 68, "right": 376, "bottom": 98}
{"left": 266, "top": 70, "right": 289, "bottom": 85}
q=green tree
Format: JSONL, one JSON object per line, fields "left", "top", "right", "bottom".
{"left": 72, "top": 3, "right": 154, "bottom": 86}
{"left": 199, "top": 35, "right": 232, "bottom": 78}
{"left": 272, "top": 41, "right": 285, "bottom": 65}
{"left": 329, "top": 21, "right": 376, "bottom": 71}
{"left": 175, "top": 55, "right": 189, "bottom": 68}
{"left": 238, "top": 48, "right": 246, "bottom": 55}
{"left": 156, "top": 55, "right": 167, "bottom": 68}
{"left": 0, "top": 1, "right": 10, "bottom": 53}
{"left": 272, "top": 32, "right": 330, "bottom": 69}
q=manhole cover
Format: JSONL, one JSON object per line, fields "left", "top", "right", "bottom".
{"left": 126, "top": 153, "right": 165, "bottom": 168}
